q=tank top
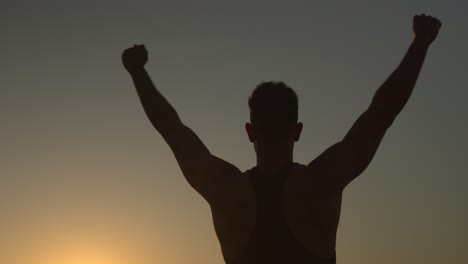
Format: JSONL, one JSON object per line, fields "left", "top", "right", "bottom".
{"left": 231, "top": 162, "right": 336, "bottom": 264}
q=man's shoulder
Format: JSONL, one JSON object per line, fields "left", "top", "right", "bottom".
{"left": 200, "top": 160, "right": 256, "bottom": 207}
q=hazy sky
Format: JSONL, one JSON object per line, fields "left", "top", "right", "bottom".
{"left": 2, "top": 1, "right": 467, "bottom": 263}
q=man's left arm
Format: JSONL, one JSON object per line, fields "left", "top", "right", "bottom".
{"left": 308, "top": 14, "right": 442, "bottom": 194}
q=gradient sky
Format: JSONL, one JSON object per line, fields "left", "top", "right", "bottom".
{"left": 2, "top": 1, "right": 467, "bottom": 263}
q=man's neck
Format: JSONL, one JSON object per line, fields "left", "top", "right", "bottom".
{"left": 255, "top": 144, "right": 294, "bottom": 175}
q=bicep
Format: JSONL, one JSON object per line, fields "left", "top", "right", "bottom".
{"left": 309, "top": 108, "right": 389, "bottom": 193}
{"left": 162, "top": 123, "right": 241, "bottom": 205}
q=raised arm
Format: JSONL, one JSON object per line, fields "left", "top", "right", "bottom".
{"left": 122, "top": 45, "right": 242, "bottom": 205}
{"left": 307, "top": 14, "right": 442, "bottom": 194}
{"left": 122, "top": 45, "right": 182, "bottom": 136}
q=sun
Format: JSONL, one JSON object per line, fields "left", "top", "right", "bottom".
{"left": 49, "top": 246, "right": 117, "bottom": 264}
{"left": 34, "top": 239, "right": 128, "bottom": 264}
{"left": 16, "top": 223, "right": 148, "bottom": 264}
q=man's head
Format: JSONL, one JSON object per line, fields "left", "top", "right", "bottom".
{"left": 245, "top": 81, "right": 303, "bottom": 148}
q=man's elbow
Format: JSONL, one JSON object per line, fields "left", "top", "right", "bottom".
{"left": 367, "top": 104, "right": 397, "bottom": 130}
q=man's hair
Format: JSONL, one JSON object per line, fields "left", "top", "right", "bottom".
{"left": 248, "top": 81, "right": 298, "bottom": 140}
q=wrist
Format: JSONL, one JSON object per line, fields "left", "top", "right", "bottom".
{"left": 412, "top": 37, "right": 431, "bottom": 50}
{"left": 128, "top": 66, "right": 146, "bottom": 76}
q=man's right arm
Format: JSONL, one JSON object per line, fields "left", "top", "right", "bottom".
{"left": 303, "top": 14, "right": 442, "bottom": 196}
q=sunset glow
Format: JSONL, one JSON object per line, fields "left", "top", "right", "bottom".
{"left": 41, "top": 245, "right": 118, "bottom": 264}
{"left": 28, "top": 237, "right": 136, "bottom": 264}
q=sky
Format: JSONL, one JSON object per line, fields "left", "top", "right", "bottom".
{"left": 2, "top": 0, "right": 468, "bottom": 263}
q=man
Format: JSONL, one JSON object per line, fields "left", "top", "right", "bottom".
{"left": 122, "top": 14, "right": 441, "bottom": 264}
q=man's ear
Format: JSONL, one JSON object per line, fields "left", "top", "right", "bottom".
{"left": 294, "top": 122, "right": 303, "bottom": 142}
{"left": 245, "top": 122, "right": 256, "bottom": 142}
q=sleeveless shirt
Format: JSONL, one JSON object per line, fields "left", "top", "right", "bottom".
{"left": 231, "top": 162, "right": 336, "bottom": 264}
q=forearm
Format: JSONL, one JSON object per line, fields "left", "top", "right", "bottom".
{"left": 369, "top": 39, "right": 430, "bottom": 124}
{"left": 130, "top": 68, "right": 182, "bottom": 133}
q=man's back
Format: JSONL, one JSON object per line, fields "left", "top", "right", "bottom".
{"left": 210, "top": 162, "right": 341, "bottom": 264}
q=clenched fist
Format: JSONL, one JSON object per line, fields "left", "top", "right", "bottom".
{"left": 413, "top": 14, "right": 442, "bottom": 46}
{"left": 122, "top": 44, "right": 148, "bottom": 73}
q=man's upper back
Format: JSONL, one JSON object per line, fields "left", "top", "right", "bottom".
{"left": 209, "top": 162, "right": 341, "bottom": 264}
{"left": 160, "top": 115, "right": 388, "bottom": 263}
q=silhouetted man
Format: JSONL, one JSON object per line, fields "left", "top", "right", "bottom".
{"left": 122, "top": 14, "right": 441, "bottom": 264}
